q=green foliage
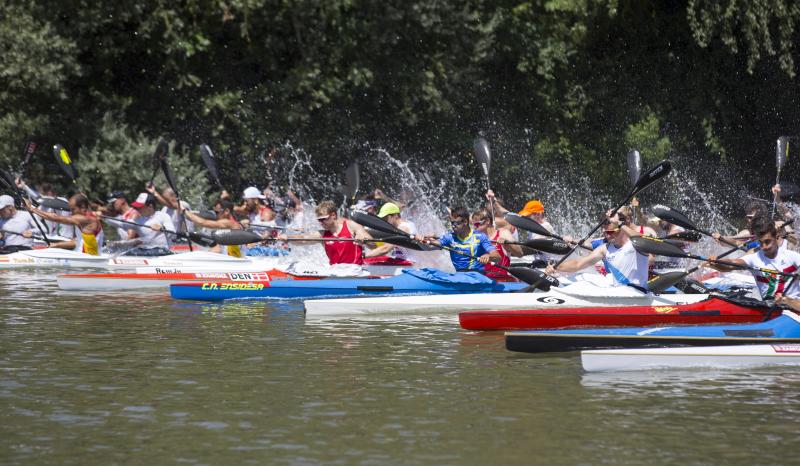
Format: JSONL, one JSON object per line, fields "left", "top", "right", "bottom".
{"left": 623, "top": 111, "right": 672, "bottom": 165}
{"left": 75, "top": 114, "right": 211, "bottom": 207}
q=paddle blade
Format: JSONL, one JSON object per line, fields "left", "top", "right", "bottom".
{"left": 200, "top": 144, "right": 223, "bottom": 188}
{"left": 153, "top": 139, "right": 168, "bottom": 172}
{"left": 212, "top": 229, "right": 263, "bottom": 245}
{"left": 507, "top": 267, "right": 559, "bottom": 290}
{"left": 777, "top": 137, "right": 790, "bottom": 171}
{"left": 349, "top": 210, "right": 405, "bottom": 237}
{"left": 521, "top": 238, "right": 571, "bottom": 255}
{"left": 0, "top": 168, "right": 16, "bottom": 190}
{"left": 52, "top": 144, "right": 77, "bottom": 182}
{"left": 664, "top": 230, "right": 702, "bottom": 242}
{"left": 38, "top": 197, "right": 71, "bottom": 211}
{"left": 473, "top": 137, "right": 491, "bottom": 177}
{"left": 651, "top": 205, "right": 697, "bottom": 232}
{"left": 630, "top": 160, "right": 671, "bottom": 197}
{"left": 186, "top": 232, "right": 217, "bottom": 248}
{"left": 647, "top": 270, "right": 689, "bottom": 294}
{"left": 193, "top": 210, "right": 218, "bottom": 221}
{"left": 343, "top": 161, "right": 360, "bottom": 201}
{"left": 503, "top": 212, "right": 554, "bottom": 238}
{"left": 626, "top": 149, "right": 642, "bottom": 189}
{"left": 630, "top": 236, "right": 687, "bottom": 258}
{"left": 378, "top": 235, "right": 437, "bottom": 251}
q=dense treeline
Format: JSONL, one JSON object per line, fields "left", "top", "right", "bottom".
{"left": 1, "top": 0, "right": 799, "bottom": 207}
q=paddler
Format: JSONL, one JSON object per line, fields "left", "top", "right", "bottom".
{"left": 707, "top": 217, "right": 800, "bottom": 302}
{"left": 15, "top": 178, "right": 77, "bottom": 248}
{"left": 124, "top": 193, "right": 175, "bottom": 256}
{"left": 145, "top": 183, "right": 193, "bottom": 235}
{"left": 235, "top": 186, "right": 277, "bottom": 228}
{"left": 279, "top": 199, "right": 372, "bottom": 265}
{"left": 711, "top": 200, "right": 768, "bottom": 247}
{"left": 419, "top": 206, "right": 500, "bottom": 273}
{"left": 25, "top": 194, "right": 104, "bottom": 255}
{"left": 182, "top": 199, "right": 246, "bottom": 257}
{"left": 0, "top": 195, "right": 39, "bottom": 253}
{"left": 545, "top": 215, "right": 649, "bottom": 290}
{"left": 363, "top": 202, "right": 416, "bottom": 261}
{"left": 103, "top": 191, "right": 140, "bottom": 240}
{"left": 470, "top": 208, "right": 522, "bottom": 279}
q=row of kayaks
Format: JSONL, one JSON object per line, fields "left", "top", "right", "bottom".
{"left": 17, "top": 250, "right": 800, "bottom": 372}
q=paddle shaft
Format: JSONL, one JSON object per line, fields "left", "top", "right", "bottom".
{"left": 0, "top": 171, "right": 51, "bottom": 246}
{"left": 647, "top": 242, "right": 745, "bottom": 292}
{"left": 100, "top": 214, "right": 206, "bottom": 242}
{"left": 160, "top": 160, "right": 193, "bottom": 251}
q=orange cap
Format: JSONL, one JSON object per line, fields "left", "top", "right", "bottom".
{"left": 519, "top": 200, "right": 544, "bottom": 216}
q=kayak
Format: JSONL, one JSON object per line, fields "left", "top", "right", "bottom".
{"left": 0, "top": 248, "right": 113, "bottom": 268}
{"left": 459, "top": 296, "right": 770, "bottom": 331}
{"left": 170, "top": 268, "right": 527, "bottom": 301}
{"left": 505, "top": 310, "right": 800, "bottom": 353}
{"left": 581, "top": 343, "right": 800, "bottom": 372}
{"left": 303, "top": 280, "right": 712, "bottom": 318}
{"left": 56, "top": 269, "right": 301, "bottom": 291}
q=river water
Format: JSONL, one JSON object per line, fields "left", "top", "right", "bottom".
{"left": 1, "top": 270, "right": 799, "bottom": 465}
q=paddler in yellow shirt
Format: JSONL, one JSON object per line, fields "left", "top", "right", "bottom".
{"left": 26, "top": 194, "right": 105, "bottom": 255}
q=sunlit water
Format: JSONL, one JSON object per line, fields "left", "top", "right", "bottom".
{"left": 1, "top": 269, "right": 799, "bottom": 465}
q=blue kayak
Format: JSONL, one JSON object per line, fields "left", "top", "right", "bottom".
{"left": 505, "top": 310, "right": 800, "bottom": 353}
{"left": 170, "top": 268, "right": 528, "bottom": 301}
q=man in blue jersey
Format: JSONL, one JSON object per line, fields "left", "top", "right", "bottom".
{"left": 421, "top": 206, "right": 500, "bottom": 272}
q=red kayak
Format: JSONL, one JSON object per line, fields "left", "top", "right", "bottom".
{"left": 459, "top": 296, "right": 772, "bottom": 331}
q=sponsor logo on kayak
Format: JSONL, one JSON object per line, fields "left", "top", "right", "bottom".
{"left": 114, "top": 258, "right": 150, "bottom": 265}
{"left": 536, "top": 296, "right": 565, "bottom": 305}
{"left": 772, "top": 344, "right": 800, "bottom": 353}
{"left": 192, "top": 272, "right": 233, "bottom": 279}
{"left": 154, "top": 268, "right": 181, "bottom": 274}
{"left": 652, "top": 306, "right": 677, "bottom": 314}
{"left": 200, "top": 282, "right": 266, "bottom": 291}
{"left": 225, "top": 272, "right": 272, "bottom": 281}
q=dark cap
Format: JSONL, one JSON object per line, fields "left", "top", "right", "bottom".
{"left": 106, "top": 191, "right": 126, "bottom": 204}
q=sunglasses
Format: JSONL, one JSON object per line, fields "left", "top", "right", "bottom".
{"left": 450, "top": 219, "right": 467, "bottom": 228}
{"left": 603, "top": 228, "right": 620, "bottom": 235}
{"left": 317, "top": 215, "right": 331, "bottom": 223}
{"left": 472, "top": 221, "right": 486, "bottom": 228}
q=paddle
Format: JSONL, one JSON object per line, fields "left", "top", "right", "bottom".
{"left": 500, "top": 238, "right": 572, "bottom": 255}
{"left": 773, "top": 136, "right": 790, "bottom": 216}
{"left": 52, "top": 144, "right": 77, "bottom": 183}
{"left": 343, "top": 161, "right": 360, "bottom": 205}
{"left": 630, "top": 236, "right": 796, "bottom": 277}
{"left": 194, "top": 210, "right": 218, "bottom": 221}
{"left": 199, "top": 144, "right": 224, "bottom": 189}
{"left": 663, "top": 230, "right": 702, "bottom": 242}
{"left": 38, "top": 197, "right": 71, "bottom": 211}
{"left": 18, "top": 141, "right": 37, "bottom": 177}
{"left": 100, "top": 215, "right": 217, "bottom": 248}
{"left": 473, "top": 137, "right": 494, "bottom": 224}
{"left": 150, "top": 140, "right": 169, "bottom": 185}
{"left": 1, "top": 228, "right": 46, "bottom": 242}
{"left": 504, "top": 212, "right": 593, "bottom": 251}
{"left": 158, "top": 141, "right": 193, "bottom": 251}
{"left": 647, "top": 242, "right": 743, "bottom": 294}
{"left": 0, "top": 167, "right": 51, "bottom": 246}
{"left": 349, "top": 210, "right": 559, "bottom": 289}
{"left": 652, "top": 205, "right": 746, "bottom": 251}
{"left": 626, "top": 149, "right": 642, "bottom": 223}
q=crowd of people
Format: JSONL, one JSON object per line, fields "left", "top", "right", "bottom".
{"left": 2, "top": 175, "right": 800, "bottom": 309}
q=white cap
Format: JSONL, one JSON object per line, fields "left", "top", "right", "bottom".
{"left": 0, "top": 195, "right": 14, "bottom": 209}
{"left": 242, "top": 186, "right": 266, "bottom": 199}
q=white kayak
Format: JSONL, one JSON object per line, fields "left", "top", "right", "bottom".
{"left": 303, "top": 280, "right": 712, "bottom": 318}
{"left": 0, "top": 248, "right": 113, "bottom": 268}
{"left": 582, "top": 344, "right": 800, "bottom": 372}
{"left": 57, "top": 269, "right": 293, "bottom": 291}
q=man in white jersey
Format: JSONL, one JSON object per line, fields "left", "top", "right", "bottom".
{"left": 126, "top": 193, "right": 175, "bottom": 256}
{"left": 709, "top": 217, "right": 800, "bottom": 302}
{"left": 0, "top": 195, "right": 39, "bottom": 252}
{"left": 145, "top": 183, "right": 192, "bottom": 235}
{"left": 545, "top": 216, "right": 650, "bottom": 290}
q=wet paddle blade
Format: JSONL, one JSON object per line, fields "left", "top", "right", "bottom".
{"left": 663, "top": 230, "right": 702, "bottom": 242}
{"left": 212, "top": 230, "right": 263, "bottom": 245}
{"left": 521, "top": 238, "right": 571, "bottom": 255}
{"left": 473, "top": 137, "right": 491, "bottom": 177}
{"left": 200, "top": 144, "right": 223, "bottom": 188}
{"left": 651, "top": 205, "right": 698, "bottom": 232}
{"left": 647, "top": 270, "right": 690, "bottom": 294}
{"left": 377, "top": 235, "right": 437, "bottom": 251}
{"left": 52, "top": 144, "right": 77, "bottom": 182}
{"left": 777, "top": 137, "right": 790, "bottom": 171}
{"left": 349, "top": 210, "right": 406, "bottom": 237}
{"left": 0, "top": 168, "right": 16, "bottom": 191}
{"left": 507, "top": 267, "right": 559, "bottom": 290}
{"left": 626, "top": 149, "right": 642, "bottom": 189}
{"left": 187, "top": 232, "right": 217, "bottom": 248}
{"left": 38, "top": 197, "right": 71, "bottom": 211}
{"left": 630, "top": 236, "right": 688, "bottom": 258}
{"left": 503, "top": 212, "right": 554, "bottom": 238}
{"left": 630, "top": 160, "right": 671, "bottom": 198}
{"left": 193, "top": 210, "right": 218, "bottom": 221}
{"left": 343, "top": 161, "right": 360, "bottom": 201}
{"left": 20, "top": 141, "right": 37, "bottom": 175}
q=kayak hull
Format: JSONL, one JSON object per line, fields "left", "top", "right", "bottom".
{"left": 505, "top": 311, "right": 800, "bottom": 353}
{"left": 57, "top": 270, "right": 297, "bottom": 290}
{"left": 304, "top": 282, "right": 711, "bottom": 318}
{"left": 582, "top": 344, "right": 800, "bottom": 372}
{"left": 171, "top": 273, "right": 527, "bottom": 301}
{"left": 459, "top": 296, "right": 769, "bottom": 331}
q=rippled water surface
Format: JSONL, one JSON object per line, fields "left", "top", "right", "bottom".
{"left": 2, "top": 270, "right": 799, "bottom": 465}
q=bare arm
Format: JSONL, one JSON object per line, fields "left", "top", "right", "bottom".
{"left": 552, "top": 246, "right": 605, "bottom": 273}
